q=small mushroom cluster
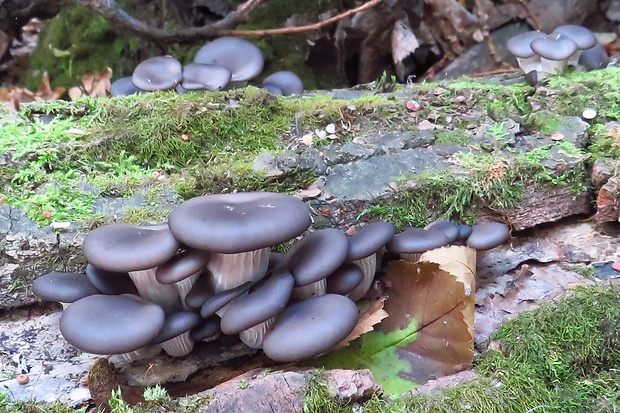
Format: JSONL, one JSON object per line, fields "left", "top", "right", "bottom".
{"left": 507, "top": 25, "right": 609, "bottom": 85}
{"left": 33, "top": 192, "right": 509, "bottom": 363}
{"left": 110, "top": 37, "right": 304, "bottom": 97}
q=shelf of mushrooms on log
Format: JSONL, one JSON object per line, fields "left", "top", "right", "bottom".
{"left": 2, "top": 21, "right": 620, "bottom": 406}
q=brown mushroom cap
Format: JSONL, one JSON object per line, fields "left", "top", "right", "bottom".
{"left": 131, "top": 56, "right": 183, "bottom": 91}
{"left": 262, "top": 294, "right": 358, "bottom": 362}
{"left": 83, "top": 224, "right": 180, "bottom": 272}
{"left": 193, "top": 37, "right": 264, "bottom": 82}
{"left": 285, "top": 228, "right": 349, "bottom": 286}
{"left": 220, "top": 268, "right": 294, "bottom": 335}
{"left": 168, "top": 192, "right": 311, "bottom": 254}
{"left": 59, "top": 294, "right": 165, "bottom": 354}
{"left": 346, "top": 221, "right": 395, "bottom": 261}
{"left": 466, "top": 222, "right": 509, "bottom": 250}
{"left": 32, "top": 272, "right": 99, "bottom": 303}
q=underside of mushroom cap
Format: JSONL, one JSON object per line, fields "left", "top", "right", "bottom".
{"left": 59, "top": 294, "right": 165, "bottom": 355}
{"left": 168, "top": 192, "right": 311, "bottom": 254}
{"left": 193, "top": 37, "right": 264, "bottom": 82}
{"left": 262, "top": 294, "right": 358, "bottom": 362}
{"left": 83, "top": 223, "right": 180, "bottom": 272}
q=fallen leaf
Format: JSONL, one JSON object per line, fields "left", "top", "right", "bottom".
{"left": 307, "top": 260, "right": 473, "bottom": 394}
{"left": 417, "top": 120, "right": 443, "bottom": 131}
{"left": 334, "top": 297, "right": 388, "bottom": 349}
{"left": 294, "top": 179, "right": 323, "bottom": 199}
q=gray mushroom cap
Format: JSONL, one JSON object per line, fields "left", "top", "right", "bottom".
{"left": 285, "top": 228, "right": 349, "bottom": 286}
{"left": 190, "top": 316, "right": 221, "bottom": 342}
{"left": 386, "top": 227, "right": 451, "bottom": 254}
{"left": 193, "top": 37, "right": 264, "bottom": 82}
{"left": 263, "top": 83, "right": 283, "bottom": 95}
{"left": 131, "top": 56, "right": 184, "bottom": 91}
{"left": 506, "top": 30, "right": 547, "bottom": 58}
{"left": 168, "top": 192, "right": 311, "bottom": 254}
{"left": 551, "top": 25, "right": 596, "bottom": 50}
{"left": 530, "top": 34, "right": 577, "bottom": 61}
{"left": 59, "top": 294, "right": 165, "bottom": 354}
{"left": 32, "top": 272, "right": 99, "bottom": 303}
{"left": 110, "top": 77, "right": 144, "bottom": 96}
{"left": 579, "top": 43, "right": 609, "bottom": 70}
{"left": 85, "top": 264, "right": 138, "bottom": 295}
{"left": 155, "top": 249, "right": 211, "bottom": 284}
{"left": 181, "top": 63, "right": 232, "bottom": 91}
{"left": 346, "top": 221, "right": 395, "bottom": 261}
{"left": 83, "top": 224, "right": 180, "bottom": 272}
{"left": 184, "top": 273, "right": 214, "bottom": 310}
{"left": 456, "top": 224, "right": 473, "bottom": 241}
{"left": 424, "top": 220, "right": 459, "bottom": 243}
{"left": 326, "top": 263, "right": 364, "bottom": 296}
{"left": 261, "top": 71, "right": 304, "bottom": 96}
{"left": 220, "top": 268, "right": 294, "bottom": 335}
{"left": 149, "top": 311, "right": 202, "bottom": 344}
{"left": 262, "top": 294, "right": 358, "bottom": 362}
{"left": 200, "top": 281, "right": 253, "bottom": 318}
{"left": 466, "top": 222, "right": 509, "bottom": 250}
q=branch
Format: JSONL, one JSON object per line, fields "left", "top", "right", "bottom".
{"left": 73, "top": 0, "right": 266, "bottom": 43}
{"left": 220, "top": 0, "right": 384, "bottom": 36}
{"left": 74, "top": 0, "right": 382, "bottom": 44}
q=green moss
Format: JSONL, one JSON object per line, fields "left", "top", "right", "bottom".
{"left": 434, "top": 129, "right": 470, "bottom": 145}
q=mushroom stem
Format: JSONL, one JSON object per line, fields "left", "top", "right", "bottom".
{"left": 128, "top": 268, "right": 182, "bottom": 314}
{"left": 348, "top": 253, "right": 377, "bottom": 302}
{"left": 239, "top": 317, "right": 275, "bottom": 349}
{"left": 400, "top": 252, "right": 422, "bottom": 263}
{"left": 109, "top": 344, "right": 162, "bottom": 364}
{"left": 292, "top": 278, "right": 327, "bottom": 300}
{"left": 174, "top": 272, "right": 201, "bottom": 311}
{"left": 206, "top": 248, "right": 270, "bottom": 293}
{"left": 160, "top": 331, "right": 195, "bottom": 357}
{"left": 539, "top": 57, "right": 568, "bottom": 75}
{"left": 516, "top": 55, "right": 541, "bottom": 75}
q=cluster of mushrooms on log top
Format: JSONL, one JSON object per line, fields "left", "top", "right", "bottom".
{"left": 111, "top": 37, "right": 303, "bottom": 97}
{"left": 33, "top": 191, "right": 509, "bottom": 364}
{"left": 507, "top": 24, "right": 610, "bottom": 86}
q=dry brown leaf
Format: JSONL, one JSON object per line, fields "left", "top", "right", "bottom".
{"left": 69, "top": 67, "right": 113, "bottom": 100}
{"left": 419, "top": 246, "right": 476, "bottom": 336}
{"left": 334, "top": 297, "right": 388, "bottom": 349}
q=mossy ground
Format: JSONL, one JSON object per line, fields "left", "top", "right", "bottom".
{"left": 3, "top": 285, "right": 618, "bottom": 412}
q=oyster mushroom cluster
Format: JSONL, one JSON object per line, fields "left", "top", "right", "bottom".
{"left": 33, "top": 192, "right": 509, "bottom": 363}
{"left": 110, "top": 37, "right": 304, "bottom": 97}
{"left": 507, "top": 25, "right": 609, "bottom": 85}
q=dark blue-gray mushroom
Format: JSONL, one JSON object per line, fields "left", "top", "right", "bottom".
{"left": 131, "top": 56, "right": 184, "bottom": 91}
{"left": 149, "top": 311, "right": 202, "bottom": 357}
{"left": 168, "top": 192, "right": 311, "bottom": 293}
{"left": 530, "top": 34, "right": 577, "bottom": 76}
{"left": 32, "top": 272, "right": 99, "bottom": 309}
{"left": 345, "top": 221, "right": 395, "bottom": 301}
{"left": 386, "top": 227, "right": 451, "bottom": 262}
{"left": 82, "top": 223, "right": 181, "bottom": 313}
{"left": 579, "top": 43, "right": 609, "bottom": 70}
{"left": 506, "top": 30, "right": 547, "bottom": 75}
{"left": 181, "top": 63, "right": 232, "bottom": 91}
{"left": 110, "top": 77, "right": 144, "bottom": 96}
{"left": 261, "top": 71, "right": 303, "bottom": 96}
{"left": 85, "top": 264, "right": 137, "bottom": 296}
{"left": 466, "top": 222, "right": 509, "bottom": 250}
{"left": 551, "top": 25, "right": 597, "bottom": 67}
{"left": 156, "top": 249, "right": 211, "bottom": 310}
{"left": 59, "top": 294, "right": 166, "bottom": 355}
{"left": 193, "top": 37, "right": 264, "bottom": 83}
{"left": 262, "top": 294, "right": 358, "bottom": 362}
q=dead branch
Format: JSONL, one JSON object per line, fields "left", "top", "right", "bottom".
{"left": 220, "top": 0, "right": 384, "bottom": 36}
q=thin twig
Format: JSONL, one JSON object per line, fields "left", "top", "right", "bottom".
{"left": 221, "top": 0, "right": 384, "bottom": 36}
